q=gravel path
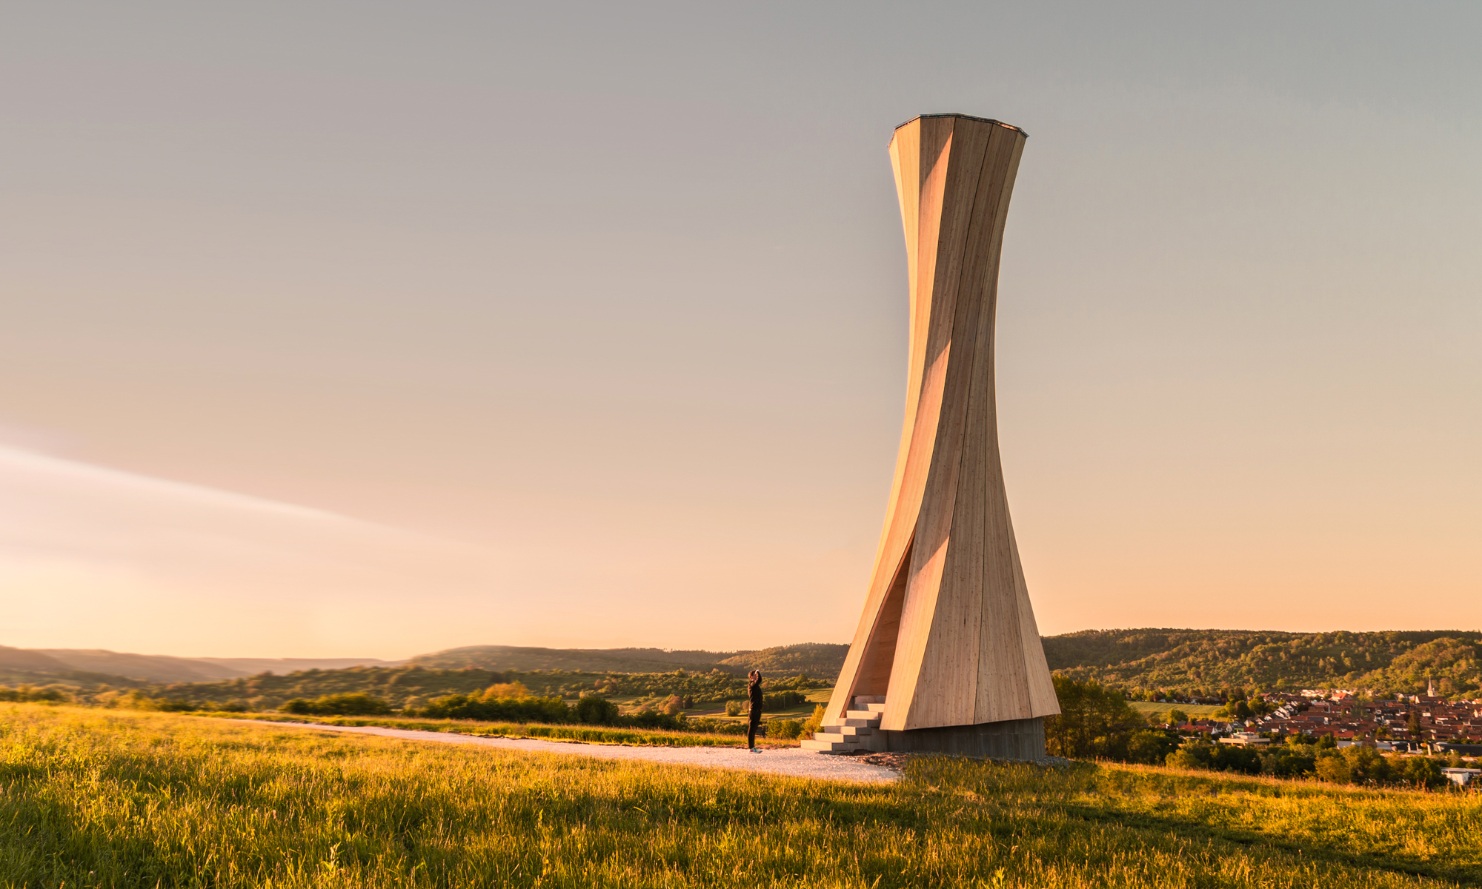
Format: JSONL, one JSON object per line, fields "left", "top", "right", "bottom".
{"left": 241, "top": 720, "right": 900, "bottom": 784}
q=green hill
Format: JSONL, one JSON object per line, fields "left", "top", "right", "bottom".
{"left": 145, "top": 666, "right": 512, "bottom": 711}
{"left": 717, "top": 643, "right": 848, "bottom": 677}
{"left": 10, "top": 631, "right": 1480, "bottom": 707}
{"left": 1044, "top": 629, "right": 1482, "bottom": 698}
{"left": 410, "top": 644, "right": 845, "bottom": 678}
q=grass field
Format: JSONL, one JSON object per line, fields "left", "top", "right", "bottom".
{"left": 3, "top": 704, "right": 1479, "bottom": 888}
{"left": 1127, "top": 701, "right": 1226, "bottom": 722}
{"left": 213, "top": 711, "right": 797, "bottom": 747}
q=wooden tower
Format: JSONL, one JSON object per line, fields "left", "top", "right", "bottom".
{"left": 810, "top": 114, "right": 1058, "bottom": 759}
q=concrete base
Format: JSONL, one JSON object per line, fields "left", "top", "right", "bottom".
{"left": 881, "top": 717, "right": 1046, "bottom": 761}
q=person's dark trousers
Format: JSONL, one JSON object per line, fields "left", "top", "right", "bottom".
{"left": 747, "top": 714, "right": 760, "bottom": 749}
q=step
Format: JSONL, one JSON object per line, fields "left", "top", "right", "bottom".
{"left": 862, "top": 702, "right": 887, "bottom": 714}
{"left": 801, "top": 738, "right": 856, "bottom": 753}
{"left": 810, "top": 731, "right": 858, "bottom": 746}
{"left": 852, "top": 695, "right": 885, "bottom": 706}
{"left": 844, "top": 710, "right": 883, "bottom": 723}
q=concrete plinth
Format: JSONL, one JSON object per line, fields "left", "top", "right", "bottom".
{"left": 881, "top": 717, "right": 1046, "bottom": 761}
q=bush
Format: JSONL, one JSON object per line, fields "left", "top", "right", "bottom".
{"left": 0, "top": 685, "right": 71, "bottom": 704}
{"left": 761, "top": 691, "right": 806, "bottom": 711}
{"left": 623, "top": 707, "right": 685, "bottom": 730}
{"left": 1125, "top": 729, "right": 1180, "bottom": 765}
{"left": 1315, "top": 751, "right": 1352, "bottom": 784}
{"left": 1165, "top": 740, "right": 1259, "bottom": 775}
{"left": 769, "top": 719, "right": 804, "bottom": 740}
{"left": 1344, "top": 745, "right": 1392, "bottom": 785}
{"left": 724, "top": 700, "right": 744, "bottom": 717}
{"left": 280, "top": 693, "right": 392, "bottom": 716}
{"left": 481, "top": 682, "right": 530, "bottom": 699}
{"left": 420, "top": 692, "right": 569, "bottom": 723}
{"left": 1398, "top": 756, "right": 1446, "bottom": 789}
{"left": 802, "top": 704, "right": 826, "bottom": 739}
{"left": 1258, "top": 746, "right": 1315, "bottom": 778}
{"left": 1167, "top": 741, "right": 1215, "bottom": 771}
{"left": 575, "top": 694, "right": 619, "bottom": 725}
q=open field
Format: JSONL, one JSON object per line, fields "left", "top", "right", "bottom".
{"left": 1128, "top": 701, "right": 1225, "bottom": 721}
{"left": 3, "top": 704, "right": 1480, "bottom": 888}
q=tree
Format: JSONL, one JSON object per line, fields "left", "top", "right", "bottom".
{"left": 574, "top": 693, "right": 619, "bottom": 725}
{"left": 1399, "top": 756, "right": 1444, "bottom": 789}
{"left": 802, "top": 705, "right": 826, "bottom": 739}
{"left": 1126, "top": 729, "right": 1180, "bottom": 765}
{"left": 481, "top": 682, "right": 530, "bottom": 700}
{"left": 1315, "top": 751, "right": 1351, "bottom": 783}
{"left": 1045, "top": 676, "right": 1144, "bottom": 759}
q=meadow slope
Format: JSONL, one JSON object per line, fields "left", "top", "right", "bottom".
{"left": 2, "top": 704, "right": 1479, "bottom": 888}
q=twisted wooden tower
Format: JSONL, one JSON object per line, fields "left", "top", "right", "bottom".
{"left": 812, "top": 114, "right": 1058, "bottom": 759}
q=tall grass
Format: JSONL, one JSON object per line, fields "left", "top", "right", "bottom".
{"left": 2, "top": 704, "right": 1478, "bottom": 888}
{"left": 214, "top": 711, "right": 791, "bottom": 747}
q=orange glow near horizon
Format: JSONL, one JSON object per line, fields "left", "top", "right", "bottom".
{"left": 3, "top": 5, "right": 1481, "bottom": 657}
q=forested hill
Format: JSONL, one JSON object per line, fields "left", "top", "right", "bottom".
{"left": 409, "top": 644, "right": 848, "bottom": 678}
{"left": 7, "top": 632, "right": 1480, "bottom": 702}
{"left": 1044, "top": 629, "right": 1482, "bottom": 698}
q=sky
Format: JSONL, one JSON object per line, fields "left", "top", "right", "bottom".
{"left": 2, "top": 2, "right": 1480, "bottom": 658}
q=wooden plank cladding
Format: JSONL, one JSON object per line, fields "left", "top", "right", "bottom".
{"left": 823, "top": 115, "right": 1059, "bottom": 745}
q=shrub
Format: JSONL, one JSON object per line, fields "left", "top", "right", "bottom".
{"left": 624, "top": 708, "right": 686, "bottom": 730}
{"left": 659, "top": 695, "right": 686, "bottom": 717}
{"left": 575, "top": 694, "right": 619, "bottom": 725}
{"left": 421, "top": 693, "right": 569, "bottom": 723}
{"left": 481, "top": 682, "right": 530, "bottom": 700}
{"left": 769, "top": 719, "right": 804, "bottom": 740}
{"left": 0, "top": 685, "right": 71, "bottom": 704}
{"left": 1343, "top": 745, "right": 1392, "bottom": 785}
{"left": 724, "top": 701, "right": 744, "bottom": 717}
{"left": 761, "top": 691, "right": 806, "bottom": 711}
{"left": 1166, "top": 740, "right": 1260, "bottom": 775}
{"left": 1167, "top": 741, "right": 1215, "bottom": 771}
{"left": 802, "top": 704, "right": 826, "bottom": 739}
{"left": 1125, "top": 729, "right": 1179, "bottom": 765}
{"left": 1398, "top": 756, "right": 1446, "bottom": 789}
{"left": 1258, "top": 746, "right": 1315, "bottom": 778}
{"left": 280, "top": 693, "right": 392, "bottom": 716}
{"left": 1315, "top": 751, "right": 1352, "bottom": 784}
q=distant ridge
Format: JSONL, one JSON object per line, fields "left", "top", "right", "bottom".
{"left": 409, "top": 644, "right": 847, "bottom": 678}
{"left": 5, "top": 631, "right": 1479, "bottom": 698}
{"left": 8, "top": 648, "right": 398, "bottom": 685}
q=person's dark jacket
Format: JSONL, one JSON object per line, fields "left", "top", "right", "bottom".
{"left": 748, "top": 679, "right": 763, "bottom": 721}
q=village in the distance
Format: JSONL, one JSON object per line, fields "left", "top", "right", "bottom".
{"left": 1171, "top": 682, "right": 1482, "bottom": 787}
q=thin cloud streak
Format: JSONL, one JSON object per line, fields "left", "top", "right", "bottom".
{"left": 0, "top": 443, "right": 505, "bottom": 657}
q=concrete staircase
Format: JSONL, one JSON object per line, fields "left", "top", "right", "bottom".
{"left": 801, "top": 695, "right": 886, "bottom": 754}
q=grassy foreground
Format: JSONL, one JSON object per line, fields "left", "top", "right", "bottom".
{"left": 2, "top": 705, "right": 1479, "bottom": 888}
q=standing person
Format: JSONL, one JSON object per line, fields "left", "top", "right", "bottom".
{"left": 746, "top": 670, "right": 764, "bottom": 752}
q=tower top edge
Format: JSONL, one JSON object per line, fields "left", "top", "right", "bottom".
{"left": 893, "top": 114, "right": 1027, "bottom": 138}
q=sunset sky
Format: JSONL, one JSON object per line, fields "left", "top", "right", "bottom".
{"left": 3, "top": 3, "right": 1480, "bottom": 657}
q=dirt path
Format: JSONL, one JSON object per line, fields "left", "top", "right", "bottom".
{"left": 236, "top": 720, "right": 901, "bottom": 784}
